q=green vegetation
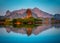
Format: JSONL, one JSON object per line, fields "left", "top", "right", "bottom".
{"left": 0, "top": 17, "right": 44, "bottom": 28}
{"left": 12, "top": 17, "right": 43, "bottom": 25}
{"left": 2, "top": 17, "right": 42, "bottom": 28}
{"left": 51, "top": 17, "right": 55, "bottom": 24}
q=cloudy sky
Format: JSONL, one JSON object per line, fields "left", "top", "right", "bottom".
{"left": 0, "top": 0, "right": 60, "bottom": 16}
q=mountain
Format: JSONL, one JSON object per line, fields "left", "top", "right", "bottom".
{"left": 5, "top": 9, "right": 26, "bottom": 19}
{"left": 53, "top": 14, "right": 60, "bottom": 20}
{"left": 5, "top": 8, "right": 53, "bottom": 19}
{"left": 32, "top": 8, "right": 53, "bottom": 18}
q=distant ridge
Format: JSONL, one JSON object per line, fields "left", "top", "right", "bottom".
{"left": 5, "top": 8, "right": 53, "bottom": 19}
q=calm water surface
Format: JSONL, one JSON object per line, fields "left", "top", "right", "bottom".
{"left": 0, "top": 24, "right": 60, "bottom": 43}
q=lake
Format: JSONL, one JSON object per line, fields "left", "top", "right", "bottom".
{"left": 0, "top": 24, "right": 60, "bottom": 43}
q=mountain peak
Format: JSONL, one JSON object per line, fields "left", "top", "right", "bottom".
{"left": 33, "top": 7, "right": 40, "bottom": 11}
{"left": 33, "top": 7, "right": 39, "bottom": 9}
{"left": 5, "top": 8, "right": 53, "bottom": 19}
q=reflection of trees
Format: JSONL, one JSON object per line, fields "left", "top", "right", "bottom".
{"left": 12, "top": 19, "right": 17, "bottom": 24}
{"left": 4, "top": 24, "right": 39, "bottom": 36}
{"left": 0, "top": 19, "right": 5, "bottom": 25}
{"left": 5, "top": 24, "right": 52, "bottom": 36}
{"left": 1, "top": 24, "right": 58, "bottom": 36}
{"left": 52, "top": 24, "right": 60, "bottom": 28}
{"left": 51, "top": 17, "right": 55, "bottom": 24}
{"left": 12, "top": 24, "right": 39, "bottom": 29}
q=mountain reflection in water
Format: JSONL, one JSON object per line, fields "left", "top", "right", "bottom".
{"left": 0, "top": 24, "right": 60, "bottom": 36}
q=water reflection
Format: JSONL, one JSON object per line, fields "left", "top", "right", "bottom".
{"left": 0, "top": 24, "right": 60, "bottom": 36}
{"left": 52, "top": 24, "right": 60, "bottom": 29}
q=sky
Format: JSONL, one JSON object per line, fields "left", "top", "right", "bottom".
{"left": 0, "top": 0, "right": 60, "bottom": 16}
